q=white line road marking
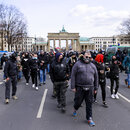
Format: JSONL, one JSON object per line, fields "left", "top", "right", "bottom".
{"left": 107, "top": 86, "right": 130, "bottom": 103}
{"left": 37, "top": 89, "right": 48, "bottom": 118}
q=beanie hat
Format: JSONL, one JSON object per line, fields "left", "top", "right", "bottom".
{"left": 55, "top": 53, "right": 62, "bottom": 61}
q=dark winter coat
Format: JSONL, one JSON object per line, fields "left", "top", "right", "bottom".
{"left": 4, "top": 58, "right": 18, "bottom": 78}
{"left": 50, "top": 59, "right": 70, "bottom": 82}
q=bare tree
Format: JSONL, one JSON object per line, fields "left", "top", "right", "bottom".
{"left": 120, "top": 17, "right": 130, "bottom": 35}
{"left": 0, "top": 4, "right": 27, "bottom": 51}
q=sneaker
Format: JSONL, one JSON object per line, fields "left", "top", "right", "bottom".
{"left": 39, "top": 83, "right": 42, "bottom": 86}
{"left": 26, "top": 83, "right": 29, "bottom": 86}
{"left": 5, "top": 99, "right": 9, "bottom": 104}
{"left": 88, "top": 118, "right": 95, "bottom": 127}
{"left": 32, "top": 84, "right": 35, "bottom": 88}
{"left": 12, "top": 96, "right": 18, "bottom": 100}
{"left": 115, "top": 94, "right": 119, "bottom": 99}
{"left": 52, "top": 94, "right": 56, "bottom": 98}
{"left": 61, "top": 107, "right": 66, "bottom": 113}
{"left": 73, "top": 111, "right": 77, "bottom": 117}
{"left": 43, "top": 82, "right": 46, "bottom": 84}
{"left": 111, "top": 94, "right": 115, "bottom": 99}
{"left": 35, "top": 87, "right": 39, "bottom": 90}
{"left": 93, "top": 99, "right": 98, "bottom": 103}
{"left": 57, "top": 103, "right": 61, "bottom": 108}
{"left": 103, "top": 101, "right": 108, "bottom": 108}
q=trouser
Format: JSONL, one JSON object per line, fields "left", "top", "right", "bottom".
{"left": 5, "top": 76, "right": 17, "bottom": 99}
{"left": 39, "top": 69, "right": 46, "bottom": 83}
{"left": 74, "top": 87, "right": 93, "bottom": 120}
{"left": 18, "top": 71, "right": 22, "bottom": 80}
{"left": 54, "top": 81, "right": 67, "bottom": 107}
{"left": 125, "top": 74, "right": 130, "bottom": 86}
{"left": 31, "top": 70, "right": 38, "bottom": 87}
{"left": 110, "top": 78, "right": 119, "bottom": 94}
{"left": 52, "top": 84, "right": 57, "bottom": 97}
{"left": 47, "top": 64, "right": 50, "bottom": 73}
{"left": 23, "top": 69, "right": 30, "bottom": 83}
{"left": 94, "top": 81, "right": 106, "bottom": 102}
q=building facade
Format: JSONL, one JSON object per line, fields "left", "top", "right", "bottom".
{"left": 91, "top": 36, "right": 118, "bottom": 51}
{"left": 32, "top": 37, "right": 47, "bottom": 52}
{"left": 80, "top": 37, "right": 95, "bottom": 51}
{"left": 47, "top": 27, "right": 80, "bottom": 52}
{"left": 116, "top": 34, "right": 130, "bottom": 46}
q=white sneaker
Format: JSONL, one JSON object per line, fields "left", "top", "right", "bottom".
{"left": 35, "top": 87, "right": 38, "bottom": 90}
{"left": 32, "top": 84, "right": 35, "bottom": 88}
{"left": 26, "top": 83, "right": 29, "bottom": 86}
{"left": 115, "top": 94, "right": 119, "bottom": 99}
{"left": 111, "top": 94, "right": 115, "bottom": 99}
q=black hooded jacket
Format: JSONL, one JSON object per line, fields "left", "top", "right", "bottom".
{"left": 50, "top": 58, "right": 70, "bottom": 82}
{"left": 4, "top": 58, "right": 18, "bottom": 78}
{"left": 21, "top": 56, "right": 30, "bottom": 70}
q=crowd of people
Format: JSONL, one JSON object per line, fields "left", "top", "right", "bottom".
{"left": 0, "top": 48, "right": 130, "bottom": 127}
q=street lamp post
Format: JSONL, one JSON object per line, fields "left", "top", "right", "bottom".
{"left": 113, "top": 36, "right": 115, "bottom": 45}
{"left": 35, "top": 36, "right": 36, "bottom": 52}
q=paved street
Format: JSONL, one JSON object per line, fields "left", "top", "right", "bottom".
{"left": 0, "top": 70, "right": 130, "bottom": 130}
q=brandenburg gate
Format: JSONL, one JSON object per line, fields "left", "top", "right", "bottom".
{"left": 47, "top": 27, "right": 80, "bottom": 52}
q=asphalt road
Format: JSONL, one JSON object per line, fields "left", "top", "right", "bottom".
{"left": 0, "top": 70, "right": 130, "bottom": 130}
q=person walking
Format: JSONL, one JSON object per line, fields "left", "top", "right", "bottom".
{"left": 21, "top": 52, "right": 30, "bottom": 85}
{"left": 71, "top": 51, "right": 98, "bottom": 127}
{"left": 29, "top": 53, "right": 39, "bottom": 90}
{"left": 110, "top": 55, "right": 121, "bottom": 99}
{"left": 50, "top": 52, "right": 70, "bottom": 112}
{"left": 122, "top": 49, "right": 130, "bottom": 88}
{"left": 4, "top": 53, "right": 18, "bottom": 104}
{"left": 38, "top": 50, "right": 48, "bottom": 86}
{"left": 94, "top": 54, "right": 110, "bottom": 107}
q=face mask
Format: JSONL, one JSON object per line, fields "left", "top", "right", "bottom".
{"left": 33, "top": 57, "right": 37, "bottom": 60}
{"left": 83, "top": 57, "right": 90, "bottom": 64}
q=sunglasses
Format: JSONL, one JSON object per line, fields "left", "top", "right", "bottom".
{"left": 86, "top": 56, "right": 91, "bottom": 59}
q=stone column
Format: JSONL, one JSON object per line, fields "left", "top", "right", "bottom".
{"left": 48, "top": 39, "right": 50, "bottom": 52}
{"left": 76, "top": 39, "right": 80, "bottom": 52}
{"left": 83, "top": 45, "right": 85, "bottom": 51}
{"left": 71, "top": 39, "right": 74, "bottom": 50}
{"left": 66, "top": 39, "right": 68, "bottom": 50}
{"left": 45, "top": 45, "right": 47, "bottom": 51}
{"left": 59, "top": 39, "right": 61, "bottom": 48}
{"left": 53, "top": 39, "right": 55, "bottom": 49}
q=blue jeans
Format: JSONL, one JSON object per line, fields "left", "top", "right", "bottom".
{"left": 40, "top": 69, "right": 46, "bottom": 83}
{"left": 18, "top": 71, "right": 22, "bottom": 80}
{"left": 126, "top": 74, "right": 130, "bottom": 86}
{"left": 47, "top": 64, "right": 50, "bottom": 73}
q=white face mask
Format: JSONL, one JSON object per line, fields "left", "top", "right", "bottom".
{"left": 32, "top": 57, "right": 37, "bottom": 60}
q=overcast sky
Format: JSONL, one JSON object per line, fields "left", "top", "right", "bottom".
{"left": 1, "top": 0, "right": 130, "bottom": 38}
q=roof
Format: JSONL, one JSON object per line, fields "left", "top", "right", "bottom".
{"left": 80, "top": 37, "right": 95, "bottom": 44}
{"left": 80, "top": 37, "right": 90, "bottom": 41}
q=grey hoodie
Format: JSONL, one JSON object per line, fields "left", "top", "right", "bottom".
{"left": 71, "top": 60, "right": 98, "bottom": 91}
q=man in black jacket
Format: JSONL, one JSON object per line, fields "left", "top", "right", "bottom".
{"left": 29, "top": 53, "right": 39, "bottom": 90}
{"left": 50, "top": 52, "right": 70, "bottom": 112}
{"left": 21, "top": 52, "right": 30, "bottom": 85}
{"left": 110, "top": 55, "right": 121, "bottom": 99}
{"left": 4, "top": 53, "right": 18, "bottom": 104}
{"left": 38, "top": 50, "right": 48, "bottom": 85}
